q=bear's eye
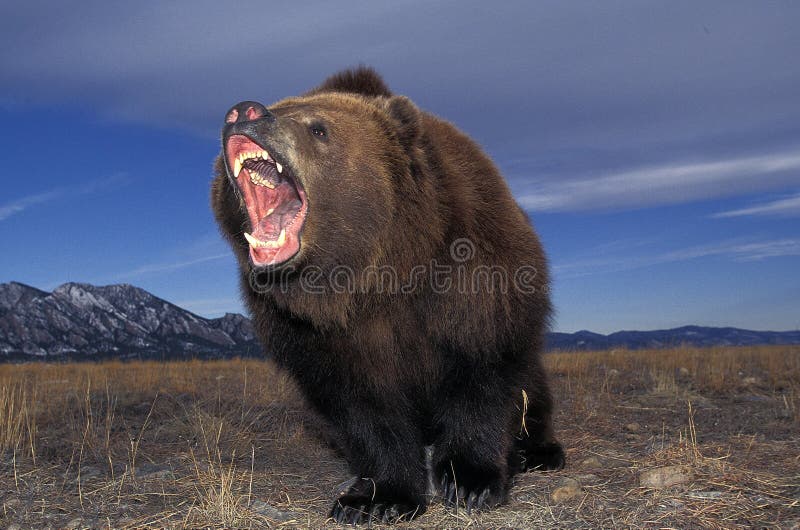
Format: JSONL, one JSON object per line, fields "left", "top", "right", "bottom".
{"left": 309, "top": 123, "right": 327, "bottom": 139}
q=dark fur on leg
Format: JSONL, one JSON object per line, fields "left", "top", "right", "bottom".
{"left": 323, "top": 400, "right": 428, "bottom": 525}
{"left": 508, "top": 358, "right": 565, "bottom": 474}
{"left": 431, "top": 361, "right": 519, "bottom": 513}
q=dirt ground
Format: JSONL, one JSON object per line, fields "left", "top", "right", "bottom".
{"left": 1, "top": 346, "right": 798, "bottom": 529}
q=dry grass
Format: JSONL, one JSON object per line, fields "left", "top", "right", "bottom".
{"left": 0, "top": 346, "right": 798, "bottom": 528}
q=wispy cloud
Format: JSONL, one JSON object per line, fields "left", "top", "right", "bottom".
{"left": 115, "top": 254, "right": 230, "bottom": 279}
{"left": 0, "top": 190, "right": 63, "bottom": 221}
{"left": 517, "top": 150, "right": 800, "bottom": 213}
{"left": 725, "top": 240, "right": 800, "bottom": 261}
{"left": 555, "top": 238, "right": 800, "bottom": 278}
{"left": 172, "top": 297, "right": 244, "bottom": 317}
{"left": 0, "top": 173, "right": 128, "bottom": 221}
{"left": 712, "top": 192, "right": 800, "bottom": 218}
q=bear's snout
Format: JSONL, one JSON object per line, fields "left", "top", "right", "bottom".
{"left": 224, "top": 101, "right": 274, "bottom": 125}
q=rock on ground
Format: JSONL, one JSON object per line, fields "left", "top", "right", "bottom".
{"left": 639, "top": 465, "right": 693, "bottom": 489}
{"left": 551, "top": 478, "right": 582, "bottom": 502}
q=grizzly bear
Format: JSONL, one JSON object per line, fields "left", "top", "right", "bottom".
{"left": 211, "top": 67, "right": 564, "bottom": 525}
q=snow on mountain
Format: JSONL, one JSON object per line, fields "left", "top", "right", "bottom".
{"left": 0, "top": 282, "right": 259, "bottom": 360}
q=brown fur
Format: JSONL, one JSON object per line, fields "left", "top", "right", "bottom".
{"left": 211, "top": 67, "right": 563, "bottom": 524}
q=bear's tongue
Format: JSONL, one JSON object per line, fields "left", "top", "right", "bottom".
{"left": 244, "top": 180, "right": 301, "bottom": 239}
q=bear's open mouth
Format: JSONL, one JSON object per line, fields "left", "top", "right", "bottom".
{"left": 225, "top": 134, "right": 307, "bottom": 267}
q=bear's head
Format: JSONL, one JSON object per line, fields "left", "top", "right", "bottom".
{"left": 212, "top": 68, "right": 426, "bottom": 280}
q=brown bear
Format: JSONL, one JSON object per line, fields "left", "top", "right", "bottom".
{"left": 211, "top": 67, "right": 564, "bottom": 525}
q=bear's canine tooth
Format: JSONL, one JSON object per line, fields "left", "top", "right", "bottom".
{"left": 276, "top": 162, "right": 283, "bottom": 174}
{"left": 244, "top": 230, "right": 285, "bottom": 249}
{"left": 266, "top": 208, "right": 275, "bottom": 216}
{"left": 243, "top": 232, "right": 260, "bottom": 248}
{"left": 233, "top": 158, "right": 242, "bottom": 178}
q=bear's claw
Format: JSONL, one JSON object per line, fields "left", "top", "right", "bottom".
{"left": 330, "top": 496, "right": 421, "bottom": 525}
{"left": 439, "top": 473, "right": 503, "bottom": 514}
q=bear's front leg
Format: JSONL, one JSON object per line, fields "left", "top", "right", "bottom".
{"left": 432, "top": 372, "right": 517, "bottom": 513}
{"left": 328, "top": 404, "right": 428, "bottom": 525}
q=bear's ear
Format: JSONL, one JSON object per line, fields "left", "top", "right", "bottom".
{"left": 386, "top": 96, "right": 421, "bottom": 149}
{"left": 308, "top": 66, "right": 392, "bottom": 97}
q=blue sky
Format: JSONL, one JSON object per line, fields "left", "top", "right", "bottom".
{"left": 1, "top": 1, "right": 799, "bottom": 333}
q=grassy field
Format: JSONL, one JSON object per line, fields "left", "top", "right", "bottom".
{"left": 1, "top": 346, "right": 798, "bottom": 529}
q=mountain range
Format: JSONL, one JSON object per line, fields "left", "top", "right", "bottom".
{"left": 1, "top": 281, "right": 798, "bottom": 361}
{"left": 547, "top": 326, "right": 800, "bottom": 351}
{"left": 0, "top": 282, "right": 259, "bottom": 361}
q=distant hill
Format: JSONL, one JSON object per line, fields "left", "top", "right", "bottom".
{"left": 546, "top": 325, "right": 800, "bottom": 351}
{"left": 1, "top": 282, "right": 798, "bottom": 361}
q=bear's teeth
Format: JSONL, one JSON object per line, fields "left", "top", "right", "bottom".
{"left": 249, "top": 170, "right": 275, "bottom": 189}
{"left": 243, "top": 232, "right": 260, "bottom": 248}
{"left": 244, "top": 232, "right": 274, "bottom": 248}
{"left": 234, "top": 150, "right": 275, "bottom": 180}
{"left": 238, "top": 150, "right": 270, "bottom": 162}
{"left": 244, "top": 229, "right": 287, "bottom": 249}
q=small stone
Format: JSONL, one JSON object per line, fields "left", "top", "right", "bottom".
{"left": 133, "top": 402, "right": 153, "bottom": 413}
{"left": 65, "top": 518, "right": 84, "bottom": 529}
{"left": 143, "top": 469, "right": 174, "bottom": 480}
{"left": 742, "top": 376, "right": 758, "bottom": 385}
{"left": 79, "top": 466, "right": 101, "bottom": 479}
{"left": 660, "top": 498, "right": 685, "bottom": 509}
{"left": 678, "top": 367, "right": 690, "bottom": 377}
{"left": 136, "top": 463, "right": 174, "bottom": 480}
{"left": 625, "top": 422, "right": 641, "bottom": 432}
{"left": 580, "top": 456, "right": 602, "bottom": 468}
{"left": 639, "top": 465, "right": 693, "bottom": 489}
{"left": 4, "top": 497, "right": 20, "bottom": 508}
{"left": 686, "top": 490, "right": 725, "bottom": 500}
{"left": 689, "top": 396, "right": 718, "bottom": 409}
{"left": 607, "top": 369, "right": 620, "bottom": 377}
{"left": 250, "top": 499, "right": 297, "bottom": 522}
{"left": 550, "top": 477, "right": 582, "bottom": 502}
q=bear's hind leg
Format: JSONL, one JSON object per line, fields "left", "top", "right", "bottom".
{"left": 507, "top": 365, "right": 565, "bottom": 474}
{"left": 509, "top": 434, "right": 565, "bottom": 473}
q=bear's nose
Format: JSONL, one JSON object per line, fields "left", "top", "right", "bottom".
{"left": 224, "top": 101, "right": 274, "bottom": 124}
